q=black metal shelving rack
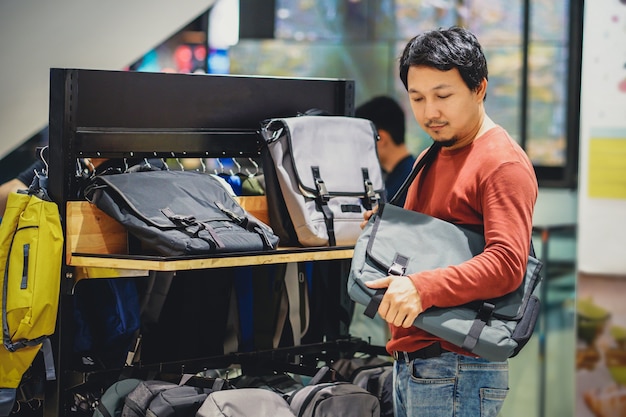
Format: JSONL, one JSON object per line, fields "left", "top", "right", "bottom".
{"left": 45, "top": 68, "right": 357, "bottom": 416}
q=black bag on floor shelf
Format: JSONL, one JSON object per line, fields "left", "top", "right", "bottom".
{"left": 84, "top": 170, "right": 279, "bottom": 256}
{"left": 122, "top": 376, "right": 229, "bottom": 417}
{"left": 261, "top": 115, "right": 385, "bottom": 247}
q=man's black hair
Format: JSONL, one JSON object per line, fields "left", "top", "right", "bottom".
{"left": 399, "top": 26, "right": 488, "bottom": 100}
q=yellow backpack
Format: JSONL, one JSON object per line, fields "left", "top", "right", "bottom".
{"left": 0, "top": 173, "right": 63, "bottom": 415}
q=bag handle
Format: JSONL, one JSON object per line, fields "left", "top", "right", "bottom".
{"left": 388, "top": 142, "right": 441, "bottom": 206}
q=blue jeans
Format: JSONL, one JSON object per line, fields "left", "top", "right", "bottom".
{"left": 393, "top": 352, "right": 509, "bottom": 417}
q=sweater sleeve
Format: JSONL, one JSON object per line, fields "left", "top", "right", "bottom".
{"left": 408, "top": 161, "right": 538, "bottom": 311}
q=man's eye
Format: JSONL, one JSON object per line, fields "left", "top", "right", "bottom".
{"left": 438, "top": 94, "right": 451, "bottom": 99}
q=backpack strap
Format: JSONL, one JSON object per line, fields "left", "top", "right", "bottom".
{"left": 311, "top": 166, "right": 335, "bottom": 246}
{"left": 282, "top": 262, "right": 310, "bottom": 346}
{"left": 461, "top": 302, "right": 496, "bottom": 351}
{"left": 388, "top": 142, "right": 441, "bottom": 206}
{"left": 361, "top": 168, "right": 378, "bottom": 210}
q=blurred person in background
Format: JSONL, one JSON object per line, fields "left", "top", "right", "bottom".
{"left": 356, "top": 95, "right": 416, "bottom": 206}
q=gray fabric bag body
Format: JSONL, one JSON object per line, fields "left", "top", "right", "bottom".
{"left": 350, "top": 364, "right": 393, "bottom": 397}
{"left": 196, "top": 388, "right": 296, "bottom": 417}
{"left": 288, "top": 381, "right": 380, "bottom": 417}
{"left": 145, "top": 385, "right": 211, "bottom": 417}
{"left": 261, "top": 115, "right": 385, "bottom": 247}
{"left": 0, "top": 389, "right": 16, "bottom": 417}
{"left": 93, "top": 378, "right": 142, "bottom": 417}
{"left": 121, "top": 380, "right": 178, "bottom": 417}
{"left": 85, "top": 170, "right": 279, "bottom": 256}
{"left": 347, "top": 143, "right": 544, "bottom": 362}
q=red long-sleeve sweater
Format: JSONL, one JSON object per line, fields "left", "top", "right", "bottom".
{"left": 386, "top": 126, "right": 538, "bottom": 357}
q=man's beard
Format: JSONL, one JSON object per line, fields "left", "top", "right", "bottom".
{"left": 434, "top": 137, "right": 458, "bottom": 148}
{"left": 426, "top": 120, "right": 457, "bottom": 148}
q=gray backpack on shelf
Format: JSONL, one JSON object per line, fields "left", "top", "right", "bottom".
{"left": 288, "top": 381, "right": 380, "bottom": 417}
{"left": 93, "top": 378, "right": 142, "bottom": 417}
{"left": 286, "top": 365, "right": 381, "bottom": 417}
{"left": 261, "top": 115, "right": 385, "bottom": 247}
{"left": 331, "top": 356, "right": 393, "bottom": 417}
{"left": 122, "top": 380, "right": 178, "bottom": 417}
{"left": 196, "top": 388, "right": 296, "bottom": 417}
{"left": 350, "top": 365, "right": 393, "bottom": 417}
{"left": 145, "top": 385, "right": 212, "bottom": 417}
{"left": 122, "top": 377, "right": 227, "bottom": 417}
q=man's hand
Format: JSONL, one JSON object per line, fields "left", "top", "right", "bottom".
{"left": 365, "top": 275, "right": 423, "bottom": 328}
{"left": 361, "top": 209, "right": 376, "bottom": 229}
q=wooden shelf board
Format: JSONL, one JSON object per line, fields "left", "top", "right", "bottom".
{"left": 68, "top": 247, "right": 355, "bottom": 273}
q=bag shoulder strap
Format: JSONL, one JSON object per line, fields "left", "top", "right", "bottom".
{"left": 388, "top": 142, "right": 441, "bottom": 206}
{"left": 390, "top": 143, "right": 538, "bottom": 255}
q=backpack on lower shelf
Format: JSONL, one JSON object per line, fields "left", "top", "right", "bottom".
{"left": 349, "top": 364, "right": 393, "bottom": 417}
{"left": 145, "top": 385, "right": 213, "bottom": 417}
{"left": 121, "top": 380, "right": 178, "bottom": 417}
{"left": 120, "top": 376, "right": 228, "bottom": 417}
{"left": 287, "top": 381, "right": 381, "bottom": 417}
{"left": 284, "top": 365, "right": 381, "bottom": 417}
{"left": 330, "top": 356, "right": 393, "bottom": 417}
{"left": 93, "top": 378, "right": 143, "bottom": 417}
{"left": 197, "top": 388, "right": 296, "bottom": 417}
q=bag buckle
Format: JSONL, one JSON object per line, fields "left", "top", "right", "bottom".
{"left": 364, "top": 179, "right": 375, "bottom": 199}
{"left": 314, "top": 179, "right": 330, "bottom": 202}
{"left": 262, "top": 125, "right": 283, "bottom": 143}
{"left": 363, "top": 179, "right": 378, "bottom": 207}
{"left": 387, "top": 254, "right": 409, "bottom": 276}
{"left": 477, "top": 302, "right": 496, "bottom": 322}
{"left": 161, "top": 207, "right": 196, "bottom": 227}
{"left": 215, "top": 201, "right": 245, "bottom": 224}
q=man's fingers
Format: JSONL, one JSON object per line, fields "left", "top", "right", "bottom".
{"left": 401, "top": 312, "right": 417, "bottom": 328}
{"left": 364, "top": 277, "right": 392, "bottom": 289}
{"left": 392, "top": 311, "right": 406, "bottom": 327}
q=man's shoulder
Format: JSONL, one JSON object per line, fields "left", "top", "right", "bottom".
{"left": 476, "top": 127, "right": 532, "bottom": 163}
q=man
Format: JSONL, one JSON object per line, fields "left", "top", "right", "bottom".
{"left": 356, "top": 96, "right": 416, "bottom": 206}
{"left": 363, "top": 27, "right": 538, "bottom": 416}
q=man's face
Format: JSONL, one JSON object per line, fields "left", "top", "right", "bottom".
{"left": 406, "top": 65, "right": 485, "bottom": 150}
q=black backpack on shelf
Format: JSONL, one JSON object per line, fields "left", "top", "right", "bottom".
{"left": 84, "top": 170, "right": 279, "bottom": 257}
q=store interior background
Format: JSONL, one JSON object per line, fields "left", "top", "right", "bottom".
{"left": 3, "top": 1, "right": 624, "bottom": 416}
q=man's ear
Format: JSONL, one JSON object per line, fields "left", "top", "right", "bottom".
{"left": 476, "top": 78, "right": 488, "bottom": 101}
{"left": 377, "top": 129, "right": 391, "bottom": 145}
